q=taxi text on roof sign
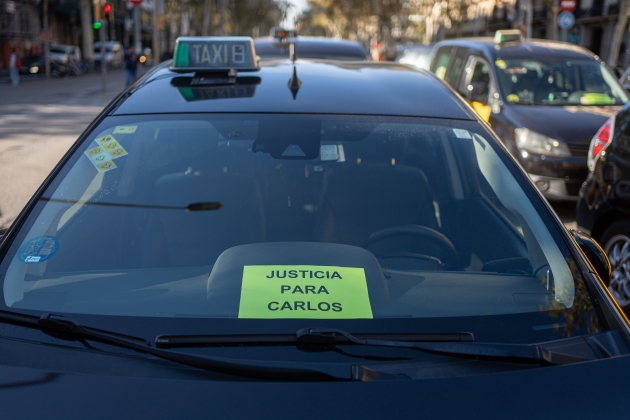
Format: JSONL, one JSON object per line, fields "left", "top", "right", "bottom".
{"left": 171, "top": 36, "right": 259, "bottom": 72}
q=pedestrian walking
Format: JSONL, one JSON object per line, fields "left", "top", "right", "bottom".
{"left": 9, "top": 48, "right": 21, "bottom": 86}
{"left": 124, "top": 47, "right": 139, "bottom": 86}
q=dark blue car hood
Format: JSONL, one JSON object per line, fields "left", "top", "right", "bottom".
{"left": 505, "top": 104, "right": 621, "bottom": 145}
{"left": 0, "top": 355, "right": 628, "bottom": 418}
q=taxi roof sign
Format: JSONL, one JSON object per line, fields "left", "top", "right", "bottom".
{"left": 494, "top": 30, "right": 521, "bottom": 44}
{"left": 171, "top": 36, "right": 259, "bottom": 73}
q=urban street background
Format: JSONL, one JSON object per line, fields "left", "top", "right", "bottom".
{"left": 0, "top": 68, "right": 146, "bottom": 229}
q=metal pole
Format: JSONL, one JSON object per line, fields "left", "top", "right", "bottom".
{"left": 152, "top": 0, "right": 159, "bottom": 64}
{"left": 552, "top": 0, "right": 559, "bottom": 40}
{"left": 526, "top": 0, "right": 533, "bottom": 39}
{"left": 562, "top": 29, "right": 568, "bottom": 42}
{"left": 44, "top": 0, "right": 50, "bottom": 79}
{"left": 134, "top": 5, "right": 141, "bottom": 53}
{"left": 100, "top": 20, "right": 106, "bottom": 92}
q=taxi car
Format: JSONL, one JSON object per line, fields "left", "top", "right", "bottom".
{"left": 0, "top": 36, "right": 628, "bottom": 417}
{"left": 429, "top": 30, "right": 628, "bottom": 201}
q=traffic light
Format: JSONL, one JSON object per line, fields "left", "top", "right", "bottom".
{"left": 103, "top": 3, "right": 113, "bottom": 22}
{"left": 93, "top": 21, "right": 102, "bottom": 30}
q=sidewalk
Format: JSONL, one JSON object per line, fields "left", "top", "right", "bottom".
{"left": 0, "top": 66, "right": 149, "bottom": 229}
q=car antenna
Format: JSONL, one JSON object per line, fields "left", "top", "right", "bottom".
{"left": 288, "top": 66, "right": 302, "bottom": 100}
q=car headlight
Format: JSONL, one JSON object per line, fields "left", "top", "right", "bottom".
{"left": 514, "top": 128, "right": 570, "bottom": 157}
{"left": 29, "top": 66, "right": 38, "bottom": 73}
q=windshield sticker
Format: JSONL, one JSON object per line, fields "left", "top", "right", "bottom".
{"left": 495, "top": 60, "right": 506, "bottom": 69}
{"left": 18, "top": 236, "right": 59, "bottom": 263}
{"left": 238, "top": 265, "right": 373, "bottom": 319}
{"left": 507, "top": 94, "right": 520, "bottom": 103}
{"left": 320, "top": 145, "right": 339, "bottom": 161}
{"left": 113, "top": 125, "right": 138, "bottom": 134}
{"left": 452, "top": 128, "right": 472, "bottom": 139}
{"left": 85, "top": 135, "right": 128, "bottom": 172}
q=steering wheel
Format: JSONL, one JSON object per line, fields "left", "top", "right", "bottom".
{"left": 362, "top": 225, "right": 459, "bottom": 269}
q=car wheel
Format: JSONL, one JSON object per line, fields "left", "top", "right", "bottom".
{"left": 601, "top": 220, "right": 630, "bottom": 309}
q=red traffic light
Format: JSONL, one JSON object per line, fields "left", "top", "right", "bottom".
{"left": 103, "top": 3, "right": 112, "bottom": 13}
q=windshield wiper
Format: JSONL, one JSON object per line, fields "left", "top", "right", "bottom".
{"left": 0, "top": 311, "right": 351, "bottom": 381}
{"left": 0, "top": 311, "right": 621, "bottom": 380}
{"left": 294, "top": 328, "right": 621, "bottom": 366}
{"left": 155, "top": 331, "right": 474, "bottom": 348}
{"left": 156, "top": 327, "right": 617, "bottom": 366}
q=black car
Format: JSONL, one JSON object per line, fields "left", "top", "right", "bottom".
{"left": 0, "top": 36, "right": 628, "bottom": 417}
{"left": 254, "top": 29, "right": 369, "bottom": 61}
{"left": 577, "top": 103, "right": 630, "bottom": 309}
{"left": 429, "top": 30, "right": 628, "bottom": 200}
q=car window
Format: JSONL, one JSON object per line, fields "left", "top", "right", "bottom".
{"left": 0, "top": 113, "right": 597, "bottom": 340}
{"left": 469, "top": 59, "right": 491, "bottom": 102}
{"left": 431, "top": 48, "right": 451, "bottom": 79}
{"left": 496, "top": 59, "right": 628, "bottom": 105}
{"left": 444, "top": 51, "right": 467, "bottom": 88}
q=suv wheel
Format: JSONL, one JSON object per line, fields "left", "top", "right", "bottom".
{"left": 601, "top": 220, "right": 630, "bottom": 309}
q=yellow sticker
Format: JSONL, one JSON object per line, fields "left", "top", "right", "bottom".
{"left": 101, "top": 140, "right": 121, "bottom": 151}
{"left": 96, "top": 134, "right": 117, "bottom": 146}
{"left": 113, "top": 125, "right": 138, "bottom": 134}
{"left": 495, "top": 60, "right": 506, "bottom": 69}
{"left": 108, "top": 146, "right": 128, "bottom": 158}
{"left": 238, "top": 265, "right": 373, "bottom": 319}
{"left": 507, "top": 94, "right": 520, "bottom": 102}
{"left": 96, "top": 160, "right": 117, "bottom": 172}
{"left": 85, "top": 146, "right": 105, "bottom": 157}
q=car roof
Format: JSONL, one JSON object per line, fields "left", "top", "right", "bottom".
{"left": 433, "top": 38, "right": 599, "bottom": 61}
{"left": 254, "top": 37, "right": 369, "bottom": 60}
{"left": 111, "top": 59, "right": 475, "bottom": 120}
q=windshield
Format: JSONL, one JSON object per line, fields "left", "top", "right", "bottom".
{"left": 496, "top": 59, "right": 628, "bottom": 106}
{"left": 49, "top": 47, "right": 67, "bottom": 54}
{"left": 0, "top": 114, "right": 598, "bottom": 342}
{"left": 94, "top": 47, "right": 112, "bottom": 53}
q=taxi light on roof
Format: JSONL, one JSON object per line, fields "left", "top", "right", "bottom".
{"left": 494, "top": 30, "right": 521, "bottom": 44}
{"left": 170, "top": 36, "right": 259, "bottom": 73}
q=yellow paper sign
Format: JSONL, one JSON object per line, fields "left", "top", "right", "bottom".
{"left": 238, "top": 265, "right": 373, "bottom": 319}
{"left": 96, "top": 134, "right": 117, "bottom": 146}
{"left": 108, "top": 146, "right": 128, "bottom": 158}
{"left": 96, "top": 160, "right": 117, "bottom": 172}
{"left": 113, "top": 125, "right": 138, "bottom": 134}
{"left": 85, "top": 146, "right": 105, "bottom": 157}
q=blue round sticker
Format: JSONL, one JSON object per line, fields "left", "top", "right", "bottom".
{"left": 18, "top": 236, "right": 60, "bottom": 264}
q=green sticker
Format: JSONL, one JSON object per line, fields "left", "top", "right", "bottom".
{"left": 507, "top": 94, "right": 520, "bottom": 102}
{"left": 495, "top": 60, "right": 507, "bottom": 69}
{"left": 581, "top": 93, "right": 613, "bottom": 105}
{"left": 238, "top": 265, "right": 373, "bottom": 319}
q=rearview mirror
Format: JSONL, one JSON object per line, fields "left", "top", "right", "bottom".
{"left": 571, "top": 229, "right": 611, "bottom": 287}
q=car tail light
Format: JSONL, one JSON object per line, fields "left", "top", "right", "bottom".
{"left": 588, "top": 117, "right": 614, "bottom": 171}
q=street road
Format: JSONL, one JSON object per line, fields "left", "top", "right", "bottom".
{"left": 0, "top": 66, "right": 577, "bottom": 231}
{"left": 0, "top": 68, "right": 147, "bottom": 229}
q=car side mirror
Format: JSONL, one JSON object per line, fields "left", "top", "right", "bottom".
{"left": 571, "top": 229, "right": 611, "bottom": 287}
{"left": 467, "top": 82, "right": 488, "bottom": 104}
